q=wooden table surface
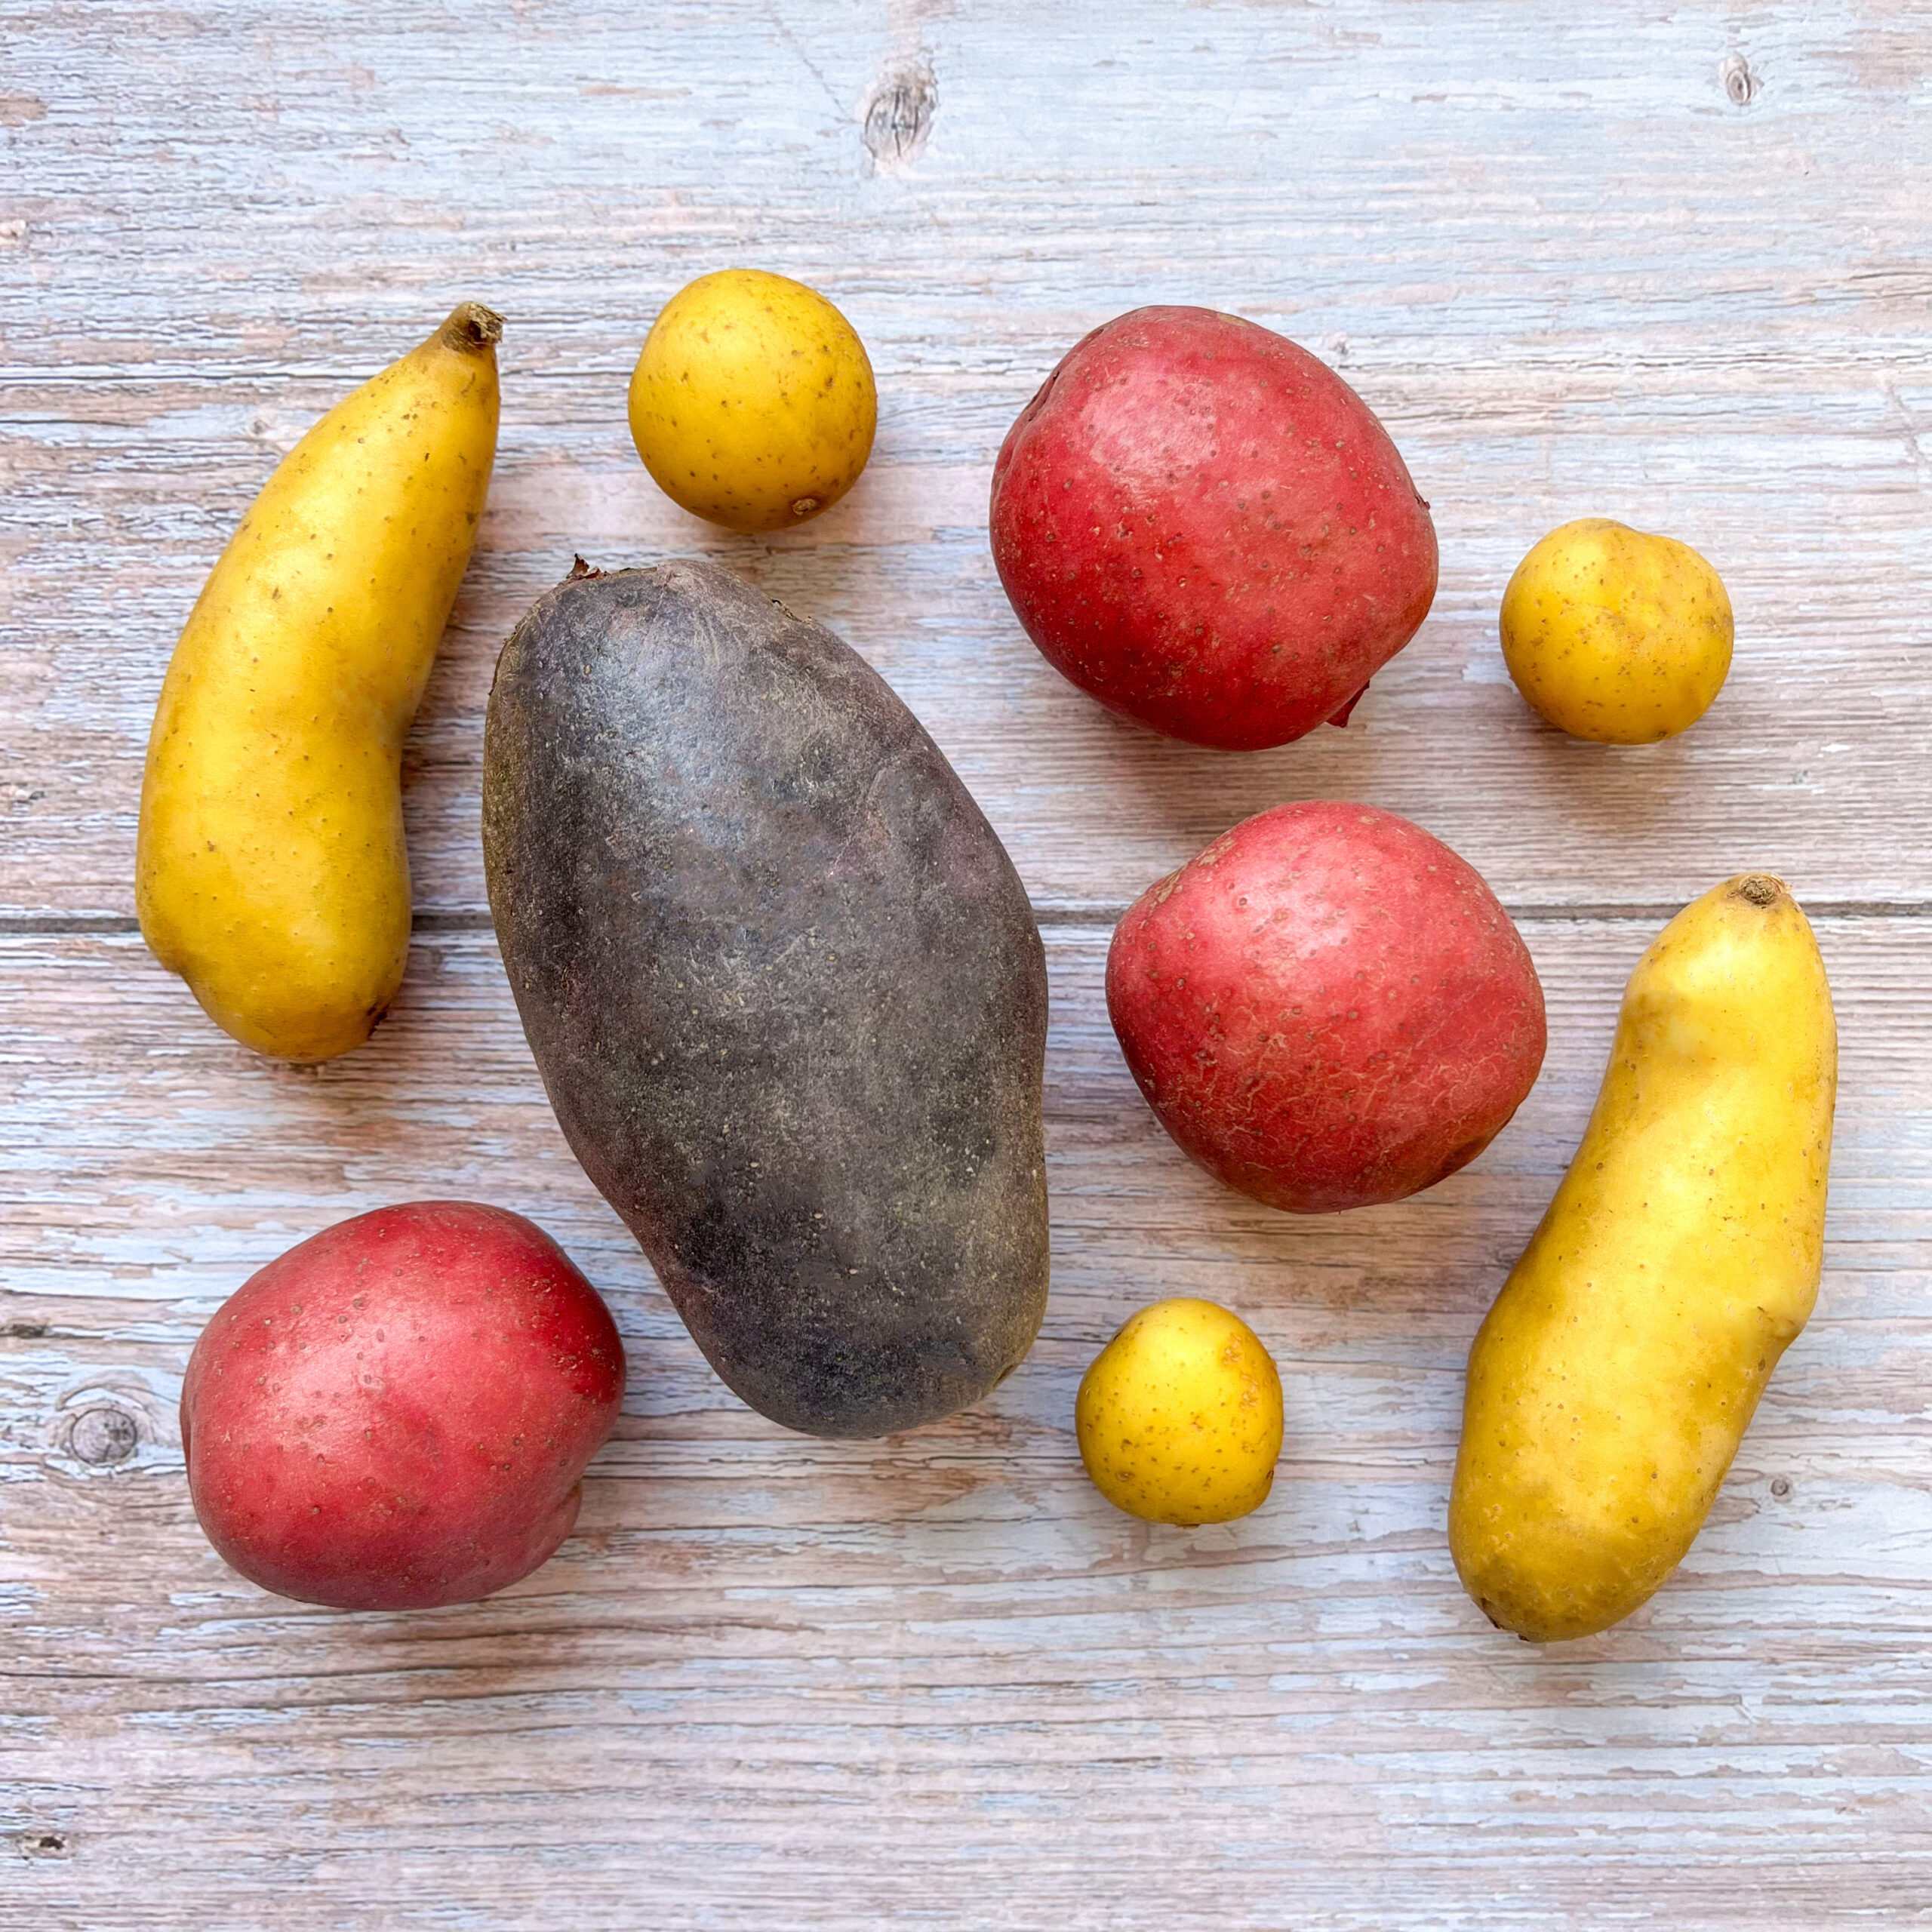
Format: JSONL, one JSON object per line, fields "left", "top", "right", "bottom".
{"left": 5, "top": 4, "right": 1930, "bottom": 1926}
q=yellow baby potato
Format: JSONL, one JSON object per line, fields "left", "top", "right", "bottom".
{"left": 1500, "top": 517, "right": 1733, "bottom": 743}
{"left": 1075, "top": 1298, "right": 1283, "bottom": 1526}
{"left": 627, "top": 269, "right": 877, "bottom": 534}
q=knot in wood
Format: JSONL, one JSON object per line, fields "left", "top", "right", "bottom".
{"left": 69, "top": 1404, "right": 139, "bottom": 1465}
{"left": 863, "top": 63, "right": 936, "bottom": 164}
{"left": 17, "top": 1830, "right": 70, "bottom": 1860}
{"left": 1770, "top": 1476, "right": 1792, "bottom": 1499}
{"left": 1721, "top": 54, "right": 1758, "bottom": 106}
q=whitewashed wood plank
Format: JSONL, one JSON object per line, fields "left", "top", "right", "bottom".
{"left": 5, "top": 0, "right": 1931, "bottom": 1924}
{"left": 1, "top": 917, "right": 1927, "bottom": 1927}
{"left": 4, "top": 2, "right": 1930, "bottom": 917}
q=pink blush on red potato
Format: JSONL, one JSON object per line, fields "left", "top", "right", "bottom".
{"left": 181, "top": 1201, "right": 626, "bottom": 1611}
{"left": 1106, "top": 803, "right": 1546, "bottom": 1214}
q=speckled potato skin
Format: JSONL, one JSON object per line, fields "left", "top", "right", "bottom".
{"left": 989, "top": 306, "right": 1438, "bottom": 749}
{"left": 1106, "top": 802, "right": 1547, "bottom": 1214}
{"left": 1451, "top": 875, "right": 1836, "bottom": 1642}
{"left": 627, "top": 269, "right": 877, "bottom": 534}
{"left": 1500, "top": 518, "right": 1734, "bottom": 743}
{"left": 1076, "top": 1298, "right": 1283, "bottom": 1525}
{"left": 137, "top": 303, "right": 501, "bottom": 1062}
{"left": 483, "top": 560, "right": 1049, "bottom": 1439}
{"left": 182, "top": 1202, "right": 625, "bottom": 1611}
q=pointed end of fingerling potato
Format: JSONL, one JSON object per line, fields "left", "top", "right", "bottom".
{"left": 438, "top": 301, "right": 505, "bottom": 353}
{"left": 1733, "top": 872, "right": 1784, "bottom": 908}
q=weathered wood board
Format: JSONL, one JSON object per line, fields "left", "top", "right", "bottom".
{"left": 3, "top": 2, "right": 1930, "bottom": 1927}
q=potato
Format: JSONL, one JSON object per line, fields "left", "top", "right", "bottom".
{"left": 1107, "top": 802, "right": 1546, "bottom": 1213}
{"left": 1450, "top": 875, "right": 1836, "bottom": 1641}
{"left": 1500, "top": 517, "right": 1733, "bottom": 742}
{"left": 137, "top": 303, "right": 502, "bottom": 1062}
{"left": 483, "top": 559, "right": 1049, "bottom": 1438}
{"left": 181, "top": 1202, "right": 626, "bottom": 1611}
{"left": 989, "top": 306, "right": 1438, "bottom": 749}
{"left": 626, "top": 269, "right": 876, "bottom": 534}
{"left": 1076, "top": 1299, "right": 1282, "bottom": 1526}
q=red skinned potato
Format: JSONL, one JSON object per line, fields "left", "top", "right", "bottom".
{"left": 989, "top": 306, "right": 1438, "bottom": 750}
{"left": 182, "top": 1201, "right": 625, "bottom": 1611}
{"left": 1107, "top": 803, "right": 1545, "bottom": 1212}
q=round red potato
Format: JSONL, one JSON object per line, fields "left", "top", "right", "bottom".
{"left": 989, "top": 306, "right": 1438, "bottom": 749}
{"left": 1107, "top": 804, "right": 1546, "bottom": 1213}
{"left": 182, "top": 1201, "right": 625, "bottom": 1610}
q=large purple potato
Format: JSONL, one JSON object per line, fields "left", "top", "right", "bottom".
{"left": 483, "top": 560, "right": 1050, "bottom": 1438}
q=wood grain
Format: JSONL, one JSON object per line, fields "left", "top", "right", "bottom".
{"left": 5, "top": 919, "right": 1930, "bottom": 1929}
{"left": 3, "top": 2, "right": 1930, "bottom": 1926}
{"left": 5, "top": 0, "right": 1932, "bottom": 920}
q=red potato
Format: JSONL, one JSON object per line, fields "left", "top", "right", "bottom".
{"left": 182, "top": 1201, "right": 625, "bottom": 1610}
{"left": 1106, "top": 804, "right": 1546, "bottom": 1213}
{"left": 989, "top": 306, "right": 1438, "bottom": 750}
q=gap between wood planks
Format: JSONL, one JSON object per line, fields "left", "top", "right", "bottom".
{"left": 3, "top": 900, "right": 1930, "bottom": 938}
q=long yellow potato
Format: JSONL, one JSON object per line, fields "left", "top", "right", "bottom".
{"left": 1449, "top": 874, "right": 1836, "bottom": 1641}
{"left": 137, "top": 303, "right": 501, "bottom": 1062}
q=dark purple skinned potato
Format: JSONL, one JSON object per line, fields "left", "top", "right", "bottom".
{"left": 482, "top": 560, "right": 1050, "bottom": 1438}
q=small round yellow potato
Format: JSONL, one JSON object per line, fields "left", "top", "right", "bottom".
{"left": 627, "top": 269, "right": 877, "bottom": 534}
{"left": 1500, "top": 517, "right": 1734, "bottom": 743}
{"left": 1075, "top": 1298, "right": 1283, "bottom": 1526}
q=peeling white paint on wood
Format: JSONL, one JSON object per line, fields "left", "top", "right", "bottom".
{"left": 2, "top": 2, "right": 1930, "bottom": 1927}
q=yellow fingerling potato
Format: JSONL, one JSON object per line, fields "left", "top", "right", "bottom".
{"left": 627, "top": 269, "right": 877, "bottom": 534}
{"left": 1500, "top": 518, "right": 1733, "bottom": 742}
{"left": 1076, "top": 1298, "right": 1283, "bottom": 1526}
{"left": 137, "top": 303, "right": 502, "bottom": 1063}
{"left": 1450, "top": 874, "right": 1836, "bottom": 1642}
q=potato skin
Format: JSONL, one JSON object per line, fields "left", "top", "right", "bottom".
{"left": 1500, "top": 518, "right": 1733, "bottom": 743}
{"left": 137, "top": 303, "right": 501, "bottom": 1063}
{"left": 989, "top": 306, "right": 1438, "bottom": 749}
{"left": 627, "top": 269, "right": 876, "bottom": 534}
{"left": 1106, "top": 802, "right": 1546, "bottom": 1214}
{"left": 1450, "top": 875, "right": 1836, "bottom": 1642}
{"left": 483, "top": 560, "right": 1049, "bottom": 1439}
{"left": 181, "top": 1202, "right": 625, "bottom": 1611}
{"left": 1076, "top": 1298, "right": 1282, "bottom": 1526}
